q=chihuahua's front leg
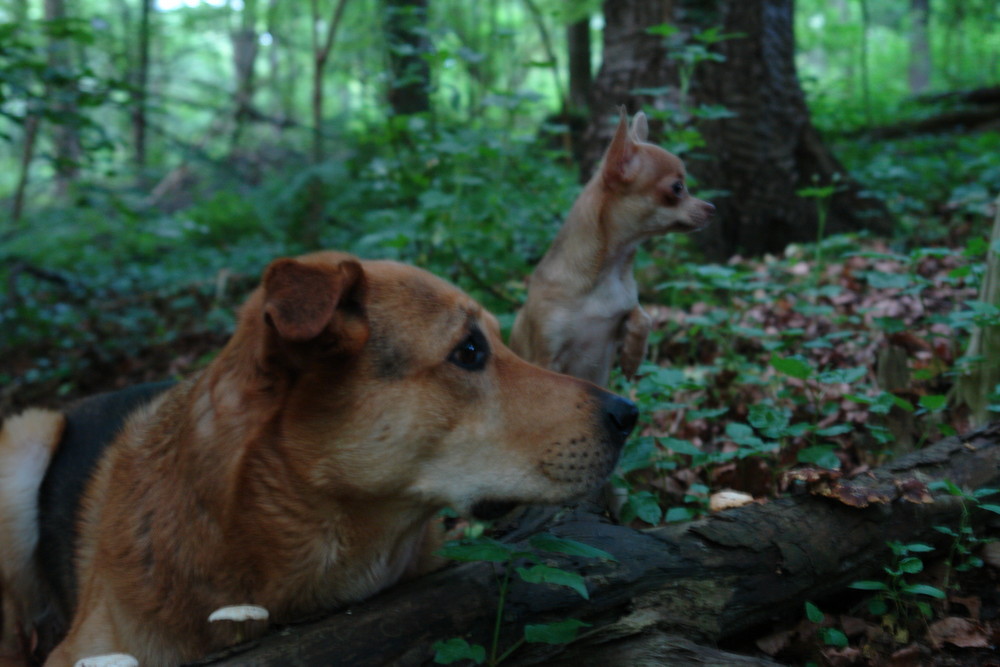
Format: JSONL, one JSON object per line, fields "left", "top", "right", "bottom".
{"left": 619, "top": 305, "right": 652, "bottom": 380}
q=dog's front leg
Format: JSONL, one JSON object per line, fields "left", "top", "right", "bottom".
{"left": 619, "top": 306, "right": 652, "bottom": 380}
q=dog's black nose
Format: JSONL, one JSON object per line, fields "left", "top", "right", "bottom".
{"left": 603, "top": 394, "right": 638, "bottom": 446}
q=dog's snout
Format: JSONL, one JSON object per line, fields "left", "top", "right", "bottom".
{"left": 703, "top": 201, "right": 716, "bottom": 216}
{"left": 603, "top": 394, "right": 638, "bottom": 445}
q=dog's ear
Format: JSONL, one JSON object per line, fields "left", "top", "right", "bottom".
{"left": 630, "top": 111, "right": 649, "bottom": 142}
{"left": 603, "top": 108, "right": 640, "bottom": 185}
{"left": 262, "top": 258, "right": 366, "bottom": 345}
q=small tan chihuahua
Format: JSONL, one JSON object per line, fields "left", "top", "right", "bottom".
{"left": 510, "top": 109, "right": 715, "bottom": 387}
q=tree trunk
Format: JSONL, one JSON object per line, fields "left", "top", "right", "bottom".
{"left": 133, "top": 0, "right": 152, "bottom": 170}
{"left": 198, "top": 423, "right": 1000, "bottom": 666}
{"left": 45, "top": 0, "right": 82, "bottom": 196}
{"left": 908, "top": 0, "right": 932, "bottom": 94}
{"left": 230, "top": 0, "right": 259, "bottom": 148}
{"left": 566, "top": 16, "right": 591, "bottom": 113}
{"left": 382, "top": 0, "right": 432, "bottom": 116}
{"left": 580, "top": 0, "right": 891, "bottom": 260}
{"left": 685, "top": 0, "right": 891, "bottom": 260}
{"left": 577, "top": 0, "right": 673, "bottom": 180}
{"left": 310, "top": 0, "right": 350, "bottom": 164}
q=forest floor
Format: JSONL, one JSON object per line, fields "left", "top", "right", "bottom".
{"left": 3, "top": 232, "right": 999, "bottom": 667}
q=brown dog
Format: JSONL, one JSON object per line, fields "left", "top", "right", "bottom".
{"left": 0, "top": 251, "right": 636, "bottom": 666}
{"left": 510, "top": 110, "right": 715, "bottom": 387}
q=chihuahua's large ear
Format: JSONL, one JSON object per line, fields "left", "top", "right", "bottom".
{"left": 630, "top": 111, "right": 649, "bottom": 142}
{"left": 602, "top": 108, "right": 640, "bottom": 185}
{"left": 262, "top": 258, "right": 366, "bottom": 345}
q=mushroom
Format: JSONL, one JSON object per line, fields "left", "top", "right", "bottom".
{"left": 74, "top": 654, "right": 139, "bottom": 667}
{"left": 208, "top": 604, "right": 270, "bottom": 643}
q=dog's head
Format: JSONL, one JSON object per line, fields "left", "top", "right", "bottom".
{"left": 233, "top": 252, "right": 637, "bottom": 519}
{"left": 601, "top": 109, "right": 715, "bottom": 238}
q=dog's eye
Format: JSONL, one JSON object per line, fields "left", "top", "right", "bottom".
{"left": 448, "top": 329, "right": 489, "bottom": 371}
{"left": 672, "top": 181, "right": 685, "bottom": 196}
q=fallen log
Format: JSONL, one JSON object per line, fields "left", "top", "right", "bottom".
{"left": 197, "top": 423, "right": 1000, "bottom": 667}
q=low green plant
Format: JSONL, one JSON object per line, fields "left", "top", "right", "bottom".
{"left": 432, "top": 533, "right": 615, "bottom": 665}
{"left": 804, "top": 601, "right": 848, "bottom": 648}
{"left": 849, "top": 541, "right": 945, "bottom": 642}
{"left": 929, "top": 480, "right": 1000, "bottom": 591}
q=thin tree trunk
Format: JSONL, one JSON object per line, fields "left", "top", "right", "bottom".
{"left": 11, "top": 116, "right": 41, "bottom": 224}
{"left": 521, "top": 0, "right": 564, "bottom": 108}
{"left": 45, "top": 0, "right": 82, "bottom": 196}
{"left": 382, "top": 0, "right": 431, "bottom": 116}
{"left": 230, "top": 0, "right": 259, "bottom": 149}
{"left": 566, "top": 16, "right": 591, "bottom": 113}
{"left": 908, "top": 0, "right": 931, "bottom": 94}
{"left": 133, "top": 0, "right": 152, "bottom": 170}
{"left": 859, "top": 0, "right": 873, "bottom": 124}
{"left": 310, "top": 0, "right": 350, "bottom": 164}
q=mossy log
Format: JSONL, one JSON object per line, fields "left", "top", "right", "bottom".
{"left": 198, "top": 423, "right": 1000, "bottom": 667}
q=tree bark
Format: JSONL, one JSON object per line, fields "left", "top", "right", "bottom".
{"left": 578, "top": 0, "right": 673, "bottom": 179}
{"left": 45, "top": 0, "right": 82, "bottom": 196}
{"left": 230, "top": 0, "right": 259, "bottom": 148}
{"left": 197, "top": 423, "right": 1000, "bottom": 667}
{"left": 566, "top": 17, "right": 591, "bottom": 113}
{"left": 685, "top": 0, "right": 891, "bottom": 260}
{"left": 580, "top": 0, "right": 892, "bottom": 260}
{"left": 382, "top": 0, "right": 432, "bottom": 116}
{"left": 908, "top": 0, "right": 931, "bottom": 94}
{"left": 133, "top": 0, "right": 152, "bottom": 170}
{"left": 310, "top": 0, "right": 350, "bottom": 164}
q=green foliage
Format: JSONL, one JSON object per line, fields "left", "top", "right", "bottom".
{"left": 929, "top": 481, "right": 999, "bottom": 589}
{"left": 849, "top": 541, "right": 946, "bottom": 642}
{"left": 804, "top": 602, "right": 848, "bottom": 648}
{"left": 433, "top": 532, "right": 609, "bottom": 665}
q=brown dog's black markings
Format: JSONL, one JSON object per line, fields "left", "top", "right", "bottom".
{"left": 36, "top": 382, "right": 174, "bottom": 639}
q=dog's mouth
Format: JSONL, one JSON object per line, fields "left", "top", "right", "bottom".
{"left": 470, "top": 499, "right": 519, "bottom": 521}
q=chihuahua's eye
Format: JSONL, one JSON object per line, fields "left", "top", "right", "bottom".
{"left": 672, "top": 181, "right": 685, "bottom": 196}
{"left": 448, "top": 328, "right": 489, "bottom": 371}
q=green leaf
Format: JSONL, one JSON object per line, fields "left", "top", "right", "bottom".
{"left": 973, "top": 487, "right": 999, "bottom": 499}
{"left": 903, "top": 543, "right": 935, "bottom": 553}
{"left": 524, "top": 618, "right": 591, "bottom": 645}
{"left": 929, "top": 479, "right": 963, "bottom": 496}
{"left": 529, "top": 534, "right": 617, "bottom": 562}
{"left": 979, "top": 504, "right": 1000, "bottom": 515}
{"left": 819, "top": 627, "right": 848, "bottom": 648}
{"left": 437, "top": 539, "right": 517, "bottom": 563}
{"left": 868, "top": 597, "right": 888, "bottom": 615}
{"left": 617, "top": 435, "right": 656, "bottom": 474}
{"left": 804, "top": 601, "right": 825, "bottom": 624}
{"left": 849, "top": 580, "right": 888, "bottom": 591}
{"left": 662, "top": 437, "right": 702, "bottom": 456}
{"left": 771, "top": 354, "right": 813, "bottom": 380}
{"left": 901, "top": 583, "right": 946, "bottom": 599}
{"left": 748, "top": 404, "right": 791, "bottom": 437}
{"left": 517, "top": 565, "right": 589, "bottom": 599}
{"left": 665, "top": 506, "right": 696, "bottom": 523}
{"left": 899, "top": 556, "right": 924, "bottom": 574}
{"left": 625, "top": 491, "right": 664, "bottom": 525}
{"left": 687, "top": 406, "right": 729, "bottom": 420}
{"left": 919, "top": 394, "right": 948, "bottom": 411}
{"left": 817, "top": 366, "right": 867, "bottom": 385}
{"left": 797, "top": 445, "right": 841, "bottom": 470}
{"left": 816, "top": 424, "right": 854, "bottom": 437}
{"left": 433, "top": 638, "right": 486, "bottom": 664}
